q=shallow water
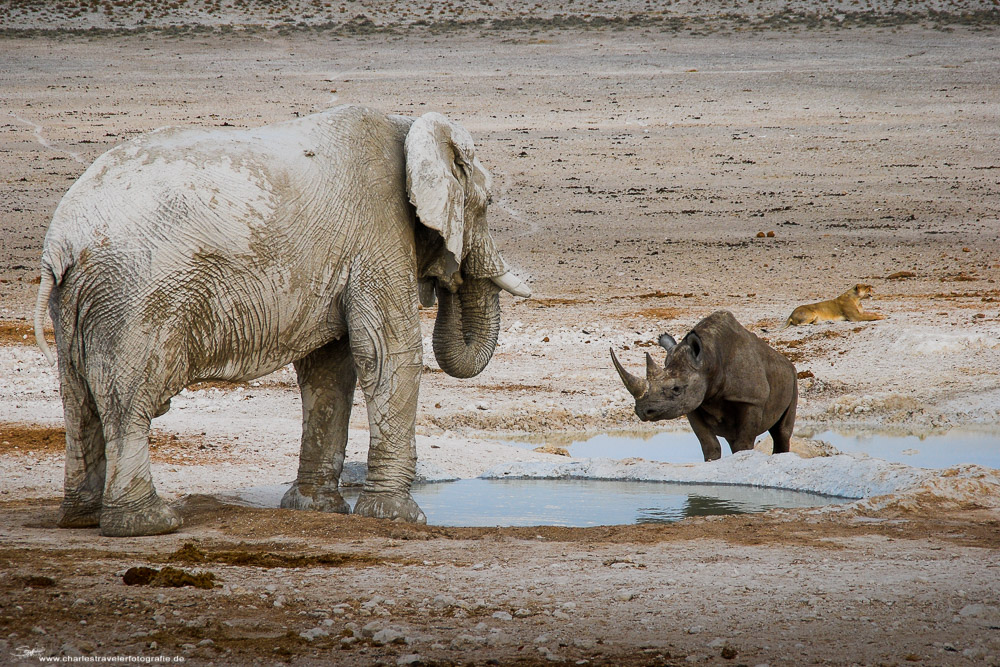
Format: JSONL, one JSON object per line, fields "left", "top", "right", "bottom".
{"left": 227, "top": 479, "right": 849, "bottom": 527}
{"left": 811, "top": 429, "right": 1000, "bottom": 469}
{"left": 514, "top": 428, "right": 1000, "bottom": 469}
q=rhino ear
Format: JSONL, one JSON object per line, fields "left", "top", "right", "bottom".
{"left": 687, "top": 331, "right": 703, "bottom": 365}
{"left": 657, "top": 333, "right": 677, "bottom": 353}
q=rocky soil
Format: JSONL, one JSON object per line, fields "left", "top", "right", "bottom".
{"left": 1, "top": 2, "right": 999, "bottom": 665}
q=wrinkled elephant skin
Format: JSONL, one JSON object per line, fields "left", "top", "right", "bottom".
{"left": 34, "top": 105, "right": 529, "bottom": 536}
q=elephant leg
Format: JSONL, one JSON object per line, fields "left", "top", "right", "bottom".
{"left": 281, "top": 338, "right": 355, "bottom": 514}
{"left": 686, "top": 411, "right": 722, "bottom": 462}
{"left": 57, "top": 363, "right": 106, "bottom": 528}
{"left": 96, "top": 392, "right": 181, "bottom": 537}
{"left": 346, "top": 287, "right": 426, "bottom": 524}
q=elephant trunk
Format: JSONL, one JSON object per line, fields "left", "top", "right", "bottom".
{"left": 432, "top": 277, "right": 501, "bottom": 379}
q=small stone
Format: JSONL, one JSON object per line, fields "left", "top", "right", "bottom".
{"left": 958, "top": 604, "right": 989, "bottom": 617}
{"left": 397, "top": 655, "right": 422, "bottom": 666}
{"left": 552, "top": 610, "right": 571, "bottom": 620}
{"left": 687, "top": 625, "right": 705, "bottom": 634}
{"left": 492, "top": 611, "right": 513, "bottom": 621}
{"left": 613, "top": 590, "right": 635, "bottom": 602}
{"left": 432, "top": 594, "right": 456, "bottom": 609}
{"left": 197, "top": 639, "right": 214, "bottom": 647}
{"left": 514, "top": 608, "right": 533, "bottom": 618}
{"left": 533, "top": 445, "right": 571, "bottom": 456}
{"left": 450, "top": 634, "right": 486, "bottom": 649}
{"left": 299, "top": 627, "right": 330, "bottom": 641}
{"left": 372, "top": 627, "right": 406, "bottom": 646}
{"left": 60, "top": 644, "right": 82, "bottom": 657}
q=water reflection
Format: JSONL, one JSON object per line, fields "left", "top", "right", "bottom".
{"left": 227, "top": 479, "right": 849, "bottom": 527}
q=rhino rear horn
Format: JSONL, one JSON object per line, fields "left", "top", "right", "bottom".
{"left": 645, "top": 352, "right": 663, "bottom": 380}
{"left": 610, "top": 347, "right": 648, "bottom": 399}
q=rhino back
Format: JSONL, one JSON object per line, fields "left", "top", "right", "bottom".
{"left": 694, "top": 311, "right": 794, "bottom": 403}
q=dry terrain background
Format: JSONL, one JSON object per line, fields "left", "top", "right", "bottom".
{"left": 1, "top": 1, "right": 999, "bottom": 666}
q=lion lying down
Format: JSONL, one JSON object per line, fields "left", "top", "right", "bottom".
{"left": 783, "top": 283, "right": 885, "bottom": 328}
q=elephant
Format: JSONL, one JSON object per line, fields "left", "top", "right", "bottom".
{"left": 32, "top": 105, "right": 530, "bottom": 537}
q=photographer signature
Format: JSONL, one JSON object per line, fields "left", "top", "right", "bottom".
{"left": 12, "top": 646, "right": 45, "bottom": 658}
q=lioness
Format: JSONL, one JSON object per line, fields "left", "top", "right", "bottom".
{"left": 783, "top": 284, "right": 885, "bottom": 327}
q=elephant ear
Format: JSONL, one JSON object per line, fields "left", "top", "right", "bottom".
{"left": 404, "top": 112, "right": 477, "bottom": 282}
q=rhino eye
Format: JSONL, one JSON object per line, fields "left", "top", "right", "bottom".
{"left": 671, "top": 386, "right": 683, "bottom": 396}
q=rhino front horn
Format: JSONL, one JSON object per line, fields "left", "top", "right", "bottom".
{"left": 610, "top": 347, "right": 648, "bottom": 399}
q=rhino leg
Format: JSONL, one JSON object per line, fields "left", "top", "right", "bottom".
{"left": 727, "top": 405, "right": 764, "bottom": 454}
{"left": 769, "top": 385, "right": 798, "bottom": 455}
{"left": 687, "top": 412, "right": 722, "bottom": 462}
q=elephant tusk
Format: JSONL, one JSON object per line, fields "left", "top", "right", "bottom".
{"left": 492, "top": 271, "right": 531, "bottom": 298}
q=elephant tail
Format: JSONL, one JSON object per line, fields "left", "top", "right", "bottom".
{"left": 34, "top": 267, "right": 56, "bottom": 365}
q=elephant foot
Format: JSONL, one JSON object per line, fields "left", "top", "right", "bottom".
{"left": 280, "top": 482, "right": 350, "bottom": 514}
{"left": 57, "top": 499, "right": 102, "bottom": 529}
{"left": 100, "top": 494, "right": 182, "bottom": 537}
{"left": 353, "top": 490, "right": 426, "bottom": 524}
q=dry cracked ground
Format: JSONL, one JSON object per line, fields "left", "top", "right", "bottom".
{"left": 2, "top": 2, "right": 1000, "bottom": 666}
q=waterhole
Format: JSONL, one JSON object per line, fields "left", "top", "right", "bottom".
{"left": 228, "top": 479, "right": 849, "bottom": 527}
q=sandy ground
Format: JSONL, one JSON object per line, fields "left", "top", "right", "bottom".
{"left": 2, "top": 2, "right": 1000, "bottom": 665}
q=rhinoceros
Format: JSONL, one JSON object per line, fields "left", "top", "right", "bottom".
{"left": 610, "top": 310, "right": 798, "bottom": 461}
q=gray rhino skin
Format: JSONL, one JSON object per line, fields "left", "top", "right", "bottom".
{"left": 611, "top": 310, "right": 797, "bottom": 461}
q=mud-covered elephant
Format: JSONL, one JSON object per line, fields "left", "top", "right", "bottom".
{"left": 33, "top": 105, "right": 530, "bottom": 537}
